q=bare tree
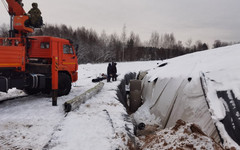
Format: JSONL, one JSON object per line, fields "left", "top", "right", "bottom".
{"left": 99, "top": 30, "right": 109, "bottom": 46}
{"left": 149, "top": 31, "right": 160, "bottom": 48}
{"left": 213, "top": 40, "right": 229, "bottom": 48}
{"left": 185, "top": 39, "right": 192, "bottom": 48}
{"left": 108, "top": 33, "right": 121, "bottom": 61}
{"left": 162, "top": 33, "right": 176, "bottom": 49}
{"left": 98, "top": 30, "right": 110, "bottom": 62}
{"left": 0, "top": 23, "right": 9, "bottom": 37}
{"left": 121, "top": 24, "right": 127, "bottom": 61}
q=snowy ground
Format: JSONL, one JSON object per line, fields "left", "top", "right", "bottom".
{"left": 0, "top": 61, "right": 157, "bottom": 150}
{"left": 1, "top": 44, "right": 240, "bottom": 149}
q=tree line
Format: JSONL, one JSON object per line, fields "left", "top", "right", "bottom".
{"left": 0, "top": 23, "right": 239, "bottom": 64}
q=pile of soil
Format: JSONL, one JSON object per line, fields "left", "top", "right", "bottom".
{"left": 137, "top": 120, "right": 227, "bottom": 150}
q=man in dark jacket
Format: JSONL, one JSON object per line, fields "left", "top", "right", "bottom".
{"left": 112, "top": 62, "right": 117, "bottom": 81}
{"left": 28, "top": 3, "right": 43, "bottom": 28}
{"left": 107, "top": 63, "right": 112, "bottom": 82}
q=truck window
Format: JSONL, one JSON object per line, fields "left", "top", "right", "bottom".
{"left": 63, "top": 45, "right": 73, "bottom": 54}
{"left": 41, "top": 42, "right": 50, "bottom": 49}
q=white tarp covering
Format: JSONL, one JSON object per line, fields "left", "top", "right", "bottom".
{"left": 139, "top": 76, "right": 220, "bottom": 142}
{"left": 149, "top": 77, "right": 184, "bottom": 128}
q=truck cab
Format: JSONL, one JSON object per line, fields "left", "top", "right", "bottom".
{"left": 27, "top": 36, "right": 78, "bottom": 81}
{"left": 26, "top": 36, "right": 78, "bottom": 96}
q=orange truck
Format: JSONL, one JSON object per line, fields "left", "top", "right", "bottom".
{"left": 0, "top": 0, "right": 78, "bottom": 105}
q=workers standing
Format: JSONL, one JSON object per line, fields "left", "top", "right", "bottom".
{"left": 107, "top": 62, "right": 117, "bottom": 82}
{"left": 28, "top": 3, "right": 43, "bottom": 28}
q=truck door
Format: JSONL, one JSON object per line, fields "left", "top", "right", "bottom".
{"left": 62, "top": 44, "right": 77, "bottom": 71}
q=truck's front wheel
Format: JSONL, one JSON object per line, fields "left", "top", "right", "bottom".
{"left": 58, "top": 73, "right": 71, "bottom": 96}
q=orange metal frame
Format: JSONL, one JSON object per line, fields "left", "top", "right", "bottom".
{"left": 0, "top": 38, "right": 26, "bottom": 71}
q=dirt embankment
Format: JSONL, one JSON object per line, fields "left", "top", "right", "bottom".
{"left": 136, "top": 120, "right": 236, "bottom": 150}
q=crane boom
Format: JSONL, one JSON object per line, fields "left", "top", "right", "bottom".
{"left": 6, "top": 0, "right": 26, "bottom": 16}
{"left": 4, "top": 0, "right": 34, "bottom": 37}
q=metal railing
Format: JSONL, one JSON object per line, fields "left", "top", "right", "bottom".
{"left": 0, "top": 38, "right": 23, "bottom": 46}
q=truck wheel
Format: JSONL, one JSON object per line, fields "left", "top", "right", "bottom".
{"left": 24, "top": 88, "right": 40, "bottom": 95}
{"left": 41, "top": 78, "right": 51, "bottom": 95}
{"left": 58, "top": 73, "right": 71, "bottom": 96}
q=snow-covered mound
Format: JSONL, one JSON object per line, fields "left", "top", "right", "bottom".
{"left": 134, "top": 44, "right": 240, "bottom": 149}
{"left": 147, "top": 44, "right": 240, "bottom": 80}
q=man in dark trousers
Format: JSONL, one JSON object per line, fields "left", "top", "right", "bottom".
{"left": 112, "top": 62, "right": 117, "bottom": 81}
{"left": 107, "top": 63, "right": 112, "bottom": 82}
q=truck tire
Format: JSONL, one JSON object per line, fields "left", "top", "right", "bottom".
{"left": 58, "top": 73, "right": 71, "bottom": 96}
{"left": 41, "top": 78, "right": 51, "bottom": 95}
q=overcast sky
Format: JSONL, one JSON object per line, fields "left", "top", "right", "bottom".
{"left": 1, "top": 0, "right": 240, "bottom": 46}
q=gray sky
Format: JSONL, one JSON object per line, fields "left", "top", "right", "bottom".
{"left": 1, "top": 0, "right": 240, "bottom": 46}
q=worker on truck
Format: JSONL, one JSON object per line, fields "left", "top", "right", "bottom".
{"left": 28, "top": 3, "right": 43, "bottom": 28}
